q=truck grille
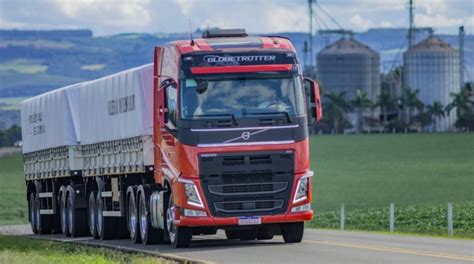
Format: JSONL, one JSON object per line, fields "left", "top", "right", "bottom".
{"left": 199, "top": 151, "right": 294, "bottom": 217}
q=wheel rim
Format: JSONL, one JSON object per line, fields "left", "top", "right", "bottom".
{"left": 89, "top": 193, "right": 95, "bottom": 236}
{"left": 35, "top": 195, "right": 41, "bottom": 232}
{"left": 129, "top": 197, "right": 137, "bottom": 239}
{"left": 166, "top": 199, "right": 176, "bottom": 243}
{"left": 139, "top": 197, "right": 147, "bottom": 240}
{"left": 29, "top": 194, "right": 36, "bottom": 233}
{"left": 60, "top": 196, "right": 67, "bottom": 234}
{"left": 97, "top": 195, "right": 103, "bottom": 236}
{"left": 68, "top": 195, "right": 74, "bottom": 235}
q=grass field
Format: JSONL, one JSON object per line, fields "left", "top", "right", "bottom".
{"left": 310, "top": 133, "right": 474, "bottom": 212}
{"left": 0, "top": 235, "right": 170, "bottom": 263}
{"left": 0, "top": 133, "right": 473, "bottom": 228}
{"left": 0, "top": 97, "right": 29, "bottom": 111}
{"left": 0, "top": 154, "right": 27, "bottom": 225}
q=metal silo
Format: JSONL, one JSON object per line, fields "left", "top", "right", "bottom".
{"left": 403, "top": 36, "right": 460, "bottom": 132}
{"left": 316, "top": 37, "right": 381, "bottom": 103}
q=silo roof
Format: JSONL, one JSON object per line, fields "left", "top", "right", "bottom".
{"left": 407, "top": 36, "right": 457, "bottom": 53}
{"left": 318, "top": 37, "right": 379, "bottom": 56}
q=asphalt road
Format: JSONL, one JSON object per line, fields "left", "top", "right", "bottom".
{"left": 1, "top": 225, "right": 473, "bottom": 264}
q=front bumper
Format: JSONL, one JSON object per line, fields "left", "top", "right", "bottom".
{"left": 176, "top": 209, "right": 313, "bottom": 227}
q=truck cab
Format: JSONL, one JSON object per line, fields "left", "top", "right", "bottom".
{"left": 153, "top": 29, "right": 322, "bottom": 246}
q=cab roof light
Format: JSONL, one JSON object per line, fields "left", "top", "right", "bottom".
{"left": 202, "top": 29, "right": 248, "bottom": 38}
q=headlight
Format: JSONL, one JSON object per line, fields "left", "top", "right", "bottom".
{"left": 293, "top": 171, "right": 313, "bottom": 204}
{"left": 179, "top": 178, "right": 205, "bottom": 208}
{"left": 184, "top": 183, "right": 204, "bottom": 208}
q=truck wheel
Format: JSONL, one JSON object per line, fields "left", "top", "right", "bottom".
{"left": 128, "top": 192, "right": 141, "bottom": 243}
{"left": 166, "top": 193, "right": 192, "bottom": 248}
{"left": 281, "top": 222, "right": 304, "bottom": 243}
{"left": 96, "top": 191, "right": 117, "bottom": 240}
{"left": 88, "top": 191, "right": 98, "bottom": 238}
{"left": 59, "top": 187, "right": 69, "bottom": 236}
{"left": 138, "top": 191, "right": 163, "bottom": 244}
{"left": 67, "top": 186, "right": 87, "bottom": 237}
{"left": 29, "top": 192, "right": 38, "bottom": 234}
{"left": 225, "top": 230, "right": 239, "bottom": 239}
{"left": 35, "top": 192, "right": 52, "bottom": 234}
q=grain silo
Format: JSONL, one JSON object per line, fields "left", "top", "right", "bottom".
{"left": 316, "top": 37, "right": 380, "bottom": 103}
{"left": 403, "top": 36, "right": 460, "bottom": 132}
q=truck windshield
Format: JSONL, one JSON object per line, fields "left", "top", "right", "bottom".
{"left": 180, "top": 76, "right": 305, "bottom": 119}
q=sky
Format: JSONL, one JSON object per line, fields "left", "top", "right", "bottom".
{"left": 0, "top": 0, "right": 473, "bottom": 36}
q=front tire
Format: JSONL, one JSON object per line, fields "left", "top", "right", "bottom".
{"left": 166, "top": 192, "right": 192, "bottom": 248}
{"left": 281, "top": 222, "right": 304, "bottom": 243}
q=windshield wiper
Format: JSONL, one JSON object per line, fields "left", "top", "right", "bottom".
{"left": 193, "top": 113, "right": 238, "bottom": 125}
{"left": 245, "top": 111, "right": 292, "bottom": 123}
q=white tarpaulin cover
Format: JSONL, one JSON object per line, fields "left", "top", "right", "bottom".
{"left": 79, "top": 64, "right": 154, "bottom": 145}
{"left": 21, "top": 63, "right": 154, "bottom": 153}
{"left": 21, "top": 83, "right": 82, "bottom": 154}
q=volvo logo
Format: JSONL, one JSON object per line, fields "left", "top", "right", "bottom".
{"left": 241, "top": 131, "right": 250, "bottom": 140}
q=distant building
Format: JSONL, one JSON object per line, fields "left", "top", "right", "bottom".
{"left": 403, "top": 36, "right": 460, "bottom": 131}
{"left": 316, "top": 37, "right": 381, "bottom": 104}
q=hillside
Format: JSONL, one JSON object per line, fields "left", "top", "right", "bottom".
{"left": 0, "top": 28, "right": 473, "bottom": 127}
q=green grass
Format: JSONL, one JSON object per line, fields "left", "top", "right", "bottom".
{"left": 307, "top": 201, "right": 474, "bottom": 238}
{"left": 0, "top": 59, "right": 48, "bottom": 74}
{"left": 310, "top": 133, "right": 474, "bottom": 212}
{"left": 0, "top": 154, "right": 27, "bottom": 225}
{"left": 0, "top": 235, "right": 170, "bottom": 263}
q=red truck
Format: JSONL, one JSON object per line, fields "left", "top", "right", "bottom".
{"left": 21, "top": 29, "right": 322, "bottom": 248}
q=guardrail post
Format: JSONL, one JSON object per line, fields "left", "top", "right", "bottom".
{"left": 390, "top": 203, "right": 395, "bottom": 232}
{"left": 340, "top": 203, "right": 345, "bottom": 230}
{"left": 448, "top": 203, "right": 453, "bottom": 237}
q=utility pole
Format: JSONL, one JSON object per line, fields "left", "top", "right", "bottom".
{"left": 408, "top": 0, "right": 415, "bottom": 47}
{"left": 459, "top": 26, "right": 465, "bottom": 87}
{"left": 308, "top": 0, "right": 316, "bottom": 67}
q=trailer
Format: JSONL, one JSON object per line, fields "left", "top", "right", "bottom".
{"left": 22, "top": 29, "right": 322, "bottom": 247}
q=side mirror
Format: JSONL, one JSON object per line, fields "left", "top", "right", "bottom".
{"left": 304, "top": 78, "right": 323, "bottom": 122}
{"left": 160, "top": 78, "right": 177, "bottom": 89}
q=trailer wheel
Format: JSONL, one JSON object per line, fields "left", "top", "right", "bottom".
{"left": 59, "top": 187, "right": 69, "bottom": 236}
{"left": 29, "top": 192, "right": 38, "bottom": 234}
{"left": 66, "top": 185, "right": 87, "bottom": 237}
{"left": 128, "top": 191, "right": 141, "bottom": 243}
{"left": 281, "top": 222, "right": 304, "bottom": 243}
{"left": 166, "top": 192, "right": 192, "bottom": 248}
{"left": 88, "top": 191, "right": 98, "bottom": 238}
{"left": 138, "top": 191, "right": 162, "bottom": 244}
{"left": 96, "top": 191, "right": 117, "bottom": 240}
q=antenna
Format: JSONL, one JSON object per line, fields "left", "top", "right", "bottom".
{"left": 188, "top": 19, "right": 195, "bottom": 46}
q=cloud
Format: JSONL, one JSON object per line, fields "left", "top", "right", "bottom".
{"left": 0, "top": 0, "right": 471, "bottom": 35}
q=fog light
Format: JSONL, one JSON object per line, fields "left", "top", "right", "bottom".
{"left": 291, "top": 203, "right": 311, "bottom": 213}
{"left": 184, "top": 209, "right": 207, "bottom": 217}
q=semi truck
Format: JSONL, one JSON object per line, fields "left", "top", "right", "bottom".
{"left": 21, "top": 29, "right": 322, "bottom": 248}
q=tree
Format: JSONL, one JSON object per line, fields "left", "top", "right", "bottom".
{"left": 446, "top": 85, "right": 474, "bottom": 131}
{"left": 324, "top": 91, "right": 351, "bottom": 134}
{"left": 351, "top": 89, "right": 372, "bottom": 134}
{"left": 375, "top": 90, "right": 395, "bottom": 128}
{"left": 426, "top": 101, "right": 445, "bottom": 132}
{"left": 400, "top": 88, "right": 424, "bottom": 127}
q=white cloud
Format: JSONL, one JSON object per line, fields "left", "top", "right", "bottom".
{"left": 350, "top": 15, "right": 374, "bottom": 31}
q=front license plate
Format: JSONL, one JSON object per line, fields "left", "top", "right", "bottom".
{"left": 238, "top": 216, "right": 261, "bottom": 225}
